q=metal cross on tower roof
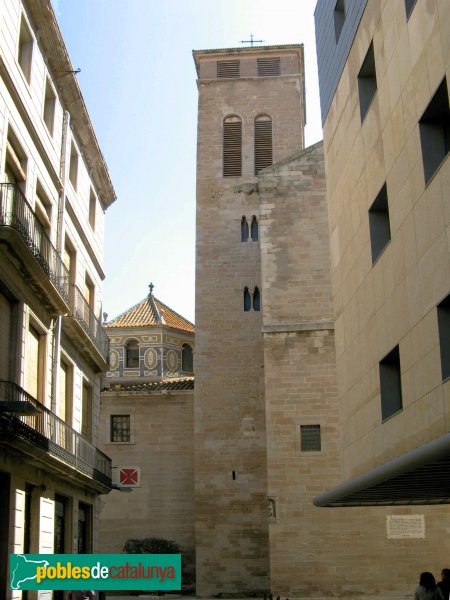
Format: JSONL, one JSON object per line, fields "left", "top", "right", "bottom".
{"left": 240, "top": 34, "right": 264, "bottom": 47}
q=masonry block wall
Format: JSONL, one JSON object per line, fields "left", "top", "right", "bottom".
{"left": 258, "top": 141, "right": 448, "bottom": 600}
{"left": 193, "top": 46, "right": 305, "bottom": 596}
{"left": 99, "top": 388, "right": 195, "bottom": 575}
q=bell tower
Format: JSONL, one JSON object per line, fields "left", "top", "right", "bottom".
{"left": 193, "top": 44, "right": 306, "bottom": 596}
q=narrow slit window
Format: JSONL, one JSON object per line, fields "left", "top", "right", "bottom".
{"left": 217, "top": 60, "right": 240, "bottom": 78}
{"left": 223, "top": 116, "right": 242, "bottom": 177}
{"left": 437, "top": 294, "right": 450, "bottom": 381}
{"left": 241, "top": 216, "right": 249, "bottom": 241}
{"left": 244, "top": 287, "right": 251, "bottom": 312}
{"left": 253, "top": 287, "right": 260, "bottom": 311}
{"left": 379, "top": 346, "right": 403, "bottom": 421}
{"left": 257, "top": 58, "right": 280, "bottom": 77}
{"left": 419, "top": 78, "right": 450, "bottom": 185}
{"left": 251, "top": 216, "right": 258, "bottom": 241}
{"left": 254, "top": 116, "right": 273, "bottom": 175}
{"left": 369, "top": 183, "right": 391, "bottom": 264}
{"left": 358, "top": 41, "right": 377, "bottom": 122}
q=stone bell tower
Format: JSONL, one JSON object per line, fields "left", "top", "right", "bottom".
{"left": 193, "top": 44, "right": 306, "bottom": 596}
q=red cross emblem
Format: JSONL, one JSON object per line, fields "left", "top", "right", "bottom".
{"left": 119, "top": 467, "right": 139, "bottom": 486}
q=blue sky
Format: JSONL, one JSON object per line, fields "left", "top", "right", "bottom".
{"left": 53, "top": 0, "right": 322, "bottom": 323}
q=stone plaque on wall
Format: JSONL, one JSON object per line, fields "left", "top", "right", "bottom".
{"left": 386, "top": 515, "right": 425, "bottom": 539}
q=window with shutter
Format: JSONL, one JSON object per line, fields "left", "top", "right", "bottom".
{"left": 254, "top": 116, "right": 273, "bottom": 175}
{"left": 223, "top": 117, "right": 242, "bottom": 177}
{"left": 257, "top": 57, "right": 280, "bottom": 77}
{"left": 25, "top": 325, "right": 40, "bottom": 400}
{"left": 81, "top": 382, "right": 92, "bottom": 441}
{"left": 0, "top": 292, "right": 13, "bottom": 380}
{"left": 217, "top": 60, "right": 240, "bottom": 78}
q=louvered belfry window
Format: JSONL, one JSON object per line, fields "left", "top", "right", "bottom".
{"left": 254, "top": 115, "right": 273, "bottom": 175}
{"left": 217, "top": 60, "right": 240, "bottom": 78}
{"left": 257, "top": 57, "right": 281, "bottom": 77}
{"left": 223, "top": 116, "right": 242, "bottom": 177}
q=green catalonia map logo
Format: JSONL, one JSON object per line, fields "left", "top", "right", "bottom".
{"left": 10, "top": 554, "right": 181, "bottom": 591}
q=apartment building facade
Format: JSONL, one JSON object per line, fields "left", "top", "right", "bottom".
{"left": 0, "top": 2, "right": 115, "bottom": 599}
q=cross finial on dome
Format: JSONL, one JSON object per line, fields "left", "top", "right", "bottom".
{"left": 148, "top": 282, "right": 154, "bottom": 296}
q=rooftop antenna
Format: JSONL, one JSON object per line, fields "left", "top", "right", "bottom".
{"left": 240, "top": 34, "right": 264, "bottom": 47}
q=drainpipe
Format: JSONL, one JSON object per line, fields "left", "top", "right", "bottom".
{"left": 51, "top": 110, "right": 70, "bottom": 413}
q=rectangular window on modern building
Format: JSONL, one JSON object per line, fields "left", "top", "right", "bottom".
{"left": 369, "top": 183, "right": 391, "bottom": 264}
{"left": 358, "top": 41, "right": 377, "bottom": 122}
{"left": 379, "top": 345, "right": 402, "bottom": 421}
{"left": 437, "top": 294, "right": 450, "bottom": 381}
{"left": 405, "top": 0, "right": 418, "bottom": 19}
{"left": 111, "top": 414, "right": 131, "bottom": 442}
{"left": 300, "top": 425, "right": 321, "bottom": 451}
{"left": 217, "top": 60, "right": 239, "bottom": 78}
{"left": 334, "top": 0, "right": 345, "bottom": 43}
{"left": 419, "top": 77, "right": 450, "bottom": 185}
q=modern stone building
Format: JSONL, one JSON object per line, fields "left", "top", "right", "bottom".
{"left": 0, "top": 1, "right": 115, "bottom": 599}
{"left": 98, "top": 288, "right": 195, "bottom": 577}
{"left": 313, "top": 0, "right": 450, "bottom": 594}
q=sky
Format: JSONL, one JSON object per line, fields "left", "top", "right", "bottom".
{"left": 53, "top": 0, "right": 323, "bottom": 324}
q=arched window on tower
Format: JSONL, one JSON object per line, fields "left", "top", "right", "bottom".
{"left": 244, "top": 287, "right": 251, "bottom": 312}
{"left": 253, "top": 287, "right": 261, "bottom": 311}
{"left": 182, "top": 344, "right": 193, "bottom": 373}
{"left": 254, "top": 115, "right": 273, "bottom": 175}
{"left": 125, "top": 339, "right": 139, "bottom": 368}
{"left": 241, "top": 216, "right": 249, "bottom": 241}
{"left": 223, "top": 116, "right": 242, "bottom": 177}
{"left": 251, "top": 216, "right": 258, "bottom": 241}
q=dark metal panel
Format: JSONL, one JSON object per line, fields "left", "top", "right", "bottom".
{"left": 314, "top": 0, "right": 369, "bottom": 123}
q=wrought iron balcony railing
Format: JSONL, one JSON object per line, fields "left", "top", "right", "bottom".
{"left": 0, "top": 380, "right": 111, "bottom": 488}
{"left": 70, "top": 284, "right": 110, "bottom": 365}
{"left": 0, "top": 183, "right": 70, "bottom": 304}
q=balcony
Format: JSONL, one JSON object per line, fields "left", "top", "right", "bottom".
{"left": 62, "top": 285, "right": 110, "bottom": 372}
{"left": 0, "top": 183, "right": 70, "bottom": 314}
{"left": 0, "top": 380, "right": 111, "bottom": 493}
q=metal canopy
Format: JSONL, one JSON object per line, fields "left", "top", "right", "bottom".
{"left": 313, "top": 432, "right": 450, "bottom": 507}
